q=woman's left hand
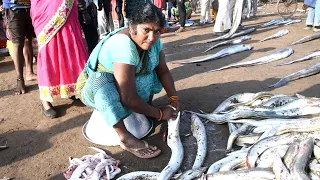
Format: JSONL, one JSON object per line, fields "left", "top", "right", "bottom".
{"left": 170, "top": 100, "right": 181, "bottom": 113}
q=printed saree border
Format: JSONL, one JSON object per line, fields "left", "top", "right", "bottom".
{"left": 37, "top": 0, "right": 75, "bottom": 50}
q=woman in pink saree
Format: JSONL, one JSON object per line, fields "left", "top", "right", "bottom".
{"left": 30, "top": 0, "right": 89, "bottom": 118}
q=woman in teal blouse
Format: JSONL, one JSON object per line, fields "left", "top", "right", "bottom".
{"left": 77, "top": 3, "right": 180, "bottom": 159}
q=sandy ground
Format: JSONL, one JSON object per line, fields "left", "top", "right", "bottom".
{"left": 1, "top": 4, "right": 320, "bottom": 180}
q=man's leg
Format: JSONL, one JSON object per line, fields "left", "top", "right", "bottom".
{"left": 5, "top": 9, "right": 28, "bottom": 94}
{"left": 313, "top": 0, "right": 320, "bottom": 31}
{"left": 11, "top": 40, "right": 26, "bottom": 94}
{"left": 176, "top": 0, "right": 186, "bottom": 32}
{"left": 24, "top": 37, "right": 37, "bottom": 81}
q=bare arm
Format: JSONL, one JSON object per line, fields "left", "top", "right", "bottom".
{"left": 113, "top": 62, "right": 161, "bottom": 119}
{"left": 155, "top": 50, "right": 180, "bottom": 111}
{"left": 155, "top": 50, "right": 177, "bottom": 98}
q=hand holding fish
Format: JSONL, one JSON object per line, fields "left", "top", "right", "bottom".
{"left": 160, "top": 106, "right": 179, "bottom": 120}
{"left": 169, "top": 96, "right": 181, "bottom": 112}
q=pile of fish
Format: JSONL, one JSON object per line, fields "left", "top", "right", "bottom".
{"left": 188, "top": 92, "right": 320, "bottom": 179}
{"left": 64, "top": 147, "right": 121, "bottom": 180}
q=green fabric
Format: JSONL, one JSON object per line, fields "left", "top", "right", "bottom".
{"left": 171, "top": 1, "right": 192, "bottom": 17}
{"left": 76, "top": 27, "right": 163, "bottom": 127}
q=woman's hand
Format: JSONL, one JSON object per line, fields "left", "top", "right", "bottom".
{"left": 160, "top": 106, "right": 178, "bottom": 120}
{"left": 170, "top": 100, "right": 181, "bottom": 112}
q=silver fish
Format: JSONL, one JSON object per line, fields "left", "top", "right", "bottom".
{"left": 269, "top": 63, "right": 320, "bottom": 88}
{"left": 204, "top": 27, "right": 256, "bottom": 44}
{"left": 261, "top": 18, "right": 284, "bottom": 27}
{"left": 190, "top": 114, "right": 207, "bottom": 169}
{"left": 278, "top": 50, "right": 320, "bottom": 66}
{"left": 291, "top": 138, "right": 314, "bottom": 180}
{"left": 259, "top": 29, "right": 289, "bottom": 42}
{"left": 274, "top": 18, "right": 293, "bottom": 26}
{"left": 158, "top": 112, "right": 183, "bottom": 180}
{"left": 175, "top": 45, "right": 252, "bottom": 64}
{"left": 246, "top": 132, "right": 320, "bottom": 168}
{"left": 203, "top": 35, "right": 251, "bottom": 53}
{"left": 176, "top": 167, "right": 207, "bottom": 180}
{"left": 210, "top": 47, "right": 294, "bottom": 72}
{"left": 272, "top": 153, "right": 293, "bottom": 180}
{"left": 116, "top": 171, "right": 160, "bottom": 180}
{"left": 203, "top": 168, "right": 275, "bottom": 180}
{"left": 285, "top": 19, "right": 302, "bottom": 25}
{"left": 291, "top": 33, "right": 320, "bottom": 45}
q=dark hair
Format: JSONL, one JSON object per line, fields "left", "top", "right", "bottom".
{"left": 128, "top": 3, "right": 165, "bottom": 28}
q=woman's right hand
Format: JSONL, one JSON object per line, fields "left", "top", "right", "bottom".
{"left": 160, "top": 106, "right": 178, "bottom": 120}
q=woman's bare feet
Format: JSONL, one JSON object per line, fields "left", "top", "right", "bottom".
{"left": 25, "top": 72, "right": 37, "bottom": 81}
{"left": 119, "top": 135, "right": 161, "bottom": 159}
{"left": 15, "top": 78, "right": 26, "bottom": 95}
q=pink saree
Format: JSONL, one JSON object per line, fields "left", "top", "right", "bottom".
{"left": 30, "top": 0, "right": 89, "bottom": 102}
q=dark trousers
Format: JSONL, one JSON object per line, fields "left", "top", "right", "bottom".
{"left": 79, "top": 5, "right": 99, "bottom": 54}
{"left": 177, "top": 0, "right": 186, "bottom": 27}
{"left": 116, "top": 0, "right": 124, "bottom": 28}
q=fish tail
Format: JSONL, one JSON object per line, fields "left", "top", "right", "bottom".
{"left": 276, "top": 62, "right": 288, "bottom": 66}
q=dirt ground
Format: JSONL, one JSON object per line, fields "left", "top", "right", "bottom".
{"left": 1, "top": 4, "right": 320, "bottom": 180}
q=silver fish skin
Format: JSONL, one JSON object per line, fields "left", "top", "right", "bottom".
{"left": 291, "top": 32, "right": 320, "bottom": 45}
{"left": 175, "top": 167, "right": 207, "bottom": 180}
{"left": 203, "top": 35, "right": 251, "bottom": 53}
{"left": 210, "top": 47, "right": 294, "bottom": 72}
{"left": 203, "top": 168, "right": 275, "bottom": 180}
{"left": 191, "top": 114, "right": 207, "bottom": 169}
{"left": 116, "top": 171, "right": 160, "bottom": 180}
{"left": 246, "top": 132, "right": 320, "bottom": 168}
{"left": 207, "top": 151, "right": 248, "bottom": 174}
{"left": 291, "top": 138, "right": 314, "bottom": 180}
{"left": 274, "top": 19, "right": 293, "bottom": 26}
{"left": 227, "top": 124, "right": 251, "bottom": 150}
{"left": 278, "top": 50, "right": 320, "bottom": 66}
{"left": 175, "top": 45, "right": 252, "bottom": 64}
{"left": 158, "top": 113, "right": 183, "bottom": 180}
{"left": 261, "top": 18, "right": 284, "bottom": 27}
{"left": 259, "top": 29, "right": 289, "bottom": 42}
{"left": 285, "top": 19, "right": 302, "bottom": 25}
{"left": 269, "top": 63, "right": 320, "bottom": 88}
{"left": 272, "top": 152, "right": 293, "bottom": 180}
{"left": 214, "top": 92, "right": 273, "bottom": 113}
{"left": 204, "top": 27, "right": 256, "bottom": 44}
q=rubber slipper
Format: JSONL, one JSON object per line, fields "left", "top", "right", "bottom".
{"left": 41, "top": 104, "right": 57, "bottom": 119}
{"left": 120, "top": 140, "right": 161, "bottom": 159}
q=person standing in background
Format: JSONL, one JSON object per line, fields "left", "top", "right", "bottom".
{"left": 176, "top": 0, "right": 186, "bottom": 32}
{"left": 30, "top": 0, "right": 89, "bottom": 118}
{"left": 96, "top": 0, "right": 114, "bottom": 38}
{"left": 199, "top": 0, "right": 212, "bottom": 24}
{"left": 304, "top": 0, "right": 320, "bottom": 32}
{"left": 3, "top": 0, "right": 37, "bottom": 95}
{"left": 78, "top": 0, "right": 99, "bottom": 54}
{"left": 213, "top": 0, "right": 231, "bottom": 35}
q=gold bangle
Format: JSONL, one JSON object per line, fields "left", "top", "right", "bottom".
{"left": 169, "top": 96, "right": 179, "bottom": 104}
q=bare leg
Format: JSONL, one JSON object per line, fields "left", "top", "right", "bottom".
{"left": 24, "top": 37, "right": 37, "bottom": 81}
{"left": 12, "top": 41, "right": 26, "bottom": 95}
{"left": 114, "top": 120, "right": 161, "bottom": 158}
